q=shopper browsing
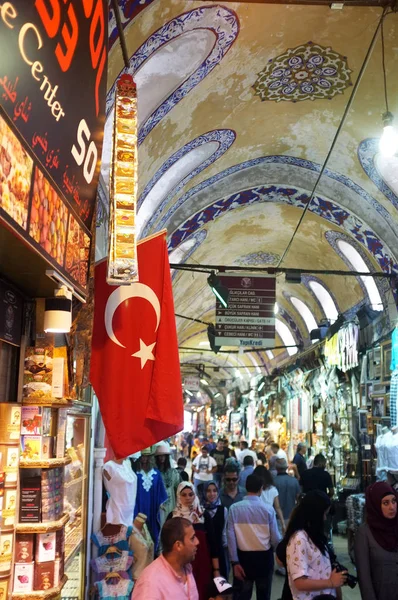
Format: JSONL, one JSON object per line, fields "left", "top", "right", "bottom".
{"left": 239, "top": 456, "right": 254, "bottom": 489}
{"left": 168, "top": 482, "right": 221, "bottom": 600}
{"left": 211, "top": 439, "right": 230, "bottom": 487}
{"left": 292, "top": 443, "right": 308, "bottom": 478}
{"left": 355, "top": 481, "right": 398, "bottom": 600}
{"left": 238, "top": 441, "right": 257, "bottom": 466}
{"left": 192, "top": 446, "right": 218, "bottom": 490}
{"left": 227, "top": 474, "right": 281, "bottom": 600}
{"left": 133, "top": 517, "right": 199, "bottom": 600}
{"left": 281, "top": 491, "right": 347, "bottom": 600}
{"left": 300, "top": 454, "right": 334, "bottom": 497}
{"left": 220, "top": 462, "right": 245, "bottom": 509}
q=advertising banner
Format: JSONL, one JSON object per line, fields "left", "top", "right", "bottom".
{"left": 0, "top": 1, "right": 108, "bottom": 293}
{"left": 215, "top": 273, "right": 276, "bottom": 348}
{"left": 184, "top": 376, "right": 200, "bottom": 392}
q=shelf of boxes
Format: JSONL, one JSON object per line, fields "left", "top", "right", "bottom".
{"left": 11, "top": 575, "right": 68, "bottom": 599}
{"left": 15, "top": 514, "right": 70, "bottom": 534}
{"left": 19, "top": 457, "right": 71, "bottom": 469}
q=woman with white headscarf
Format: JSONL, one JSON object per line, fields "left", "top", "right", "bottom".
{"left": 167, "top": 482, "right": 220, "bottom": 600}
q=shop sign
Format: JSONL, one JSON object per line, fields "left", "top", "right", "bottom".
{"left": 0, "top": 1, "right": 107, "bottom": 294}
{"left": 184, "top": 376, "right": 200, "bottom": 392}
{"left": 0, "top": 279, "right": 23, "bottom": 346}
{"left": 215, "top": 273, "right": 276, "bottom": 348}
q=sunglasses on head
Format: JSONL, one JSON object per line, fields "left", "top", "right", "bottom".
{"left": 225, "top": 477, "right": 238, "bottom": 482}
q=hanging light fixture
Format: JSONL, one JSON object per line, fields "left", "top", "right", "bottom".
{"left": 44, "top": 285, "right": 72, "bottom": 333}
{"left": 379, "top": 18, "right": 398, "bottom": 158}
{"left": 379, "top": 111, "right": 398, "bottom": 157}
{"left": 107, "top": 74, "right": 138, "bottom": 284}
{"left": 207, "top": 271, "right": 229, "bottom": 307}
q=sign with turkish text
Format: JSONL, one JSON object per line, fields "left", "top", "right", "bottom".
{"left": 215, "top": 273, "right": 276, "bottom": 348}
{"left": 184, "top": 376, "right": 200, "bottom": 392}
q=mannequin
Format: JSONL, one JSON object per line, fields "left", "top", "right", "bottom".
{"left": 103, "top": 458, "right": 137, "bottom": 526}
{"left": 155, "top": 441, "right": 181, "bottom": 527}
{"left": 129, "top": 513, "right": 154, "bottom": 580}
{"left": 133, "top": 448, "right": 167, "bottom": 550}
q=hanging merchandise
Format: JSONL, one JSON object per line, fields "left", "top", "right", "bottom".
{"left": 129, "top": 514, "right": 154, "bottom": 581}
{"left": 103, "top": 459, "right": 137, "bottom": 527}
{"left": 92, "top": 526, "right": 133, "bottom": 556}
{"left": 325, "top": 320, "right": 359, "bottom": 372}
{"left": 95, "top": 577, "right": 134, "bottom": 600}
{"left": 91, "top": 551, "right": 134, "bottom": 582}
{"left": 133, "top": 451, "right": 167, "bottom": 550}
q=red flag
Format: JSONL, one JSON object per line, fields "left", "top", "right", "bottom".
{"left": 90, "top": 231, "right": 183, "bottom": 458}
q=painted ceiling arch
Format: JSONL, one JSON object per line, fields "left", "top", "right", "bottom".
{"left": 105, "top": 1, "right": 398, "bottom": 375}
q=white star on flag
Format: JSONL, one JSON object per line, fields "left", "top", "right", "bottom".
{"left": 132, "top": 339, "right": 156, "bottom": 368}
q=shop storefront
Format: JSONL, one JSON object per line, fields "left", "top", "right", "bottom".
{"left": 0, "top": 2, "right": 107, "bottom": 598}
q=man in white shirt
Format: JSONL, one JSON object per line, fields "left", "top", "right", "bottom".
{"left": 238, "top": 441, "right": 257, "bottom": 466}
{"left": 192, "top": 445, "right": 217, "bottom": 490}
{"left": 133, "top": 517, "right": 199, "bottom": 600}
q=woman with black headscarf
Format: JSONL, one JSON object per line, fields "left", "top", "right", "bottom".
{"left": 278, "top": 490, "right": 347, "bottom": 600}
{"left": 355, "top": 481, "right": 398, "bottom": 600}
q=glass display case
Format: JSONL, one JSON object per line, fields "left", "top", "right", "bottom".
{"left": 62, "top": 412, "right": 91, "bottom": 600}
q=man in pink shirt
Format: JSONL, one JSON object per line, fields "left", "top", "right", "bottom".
{"left": 133, "top": 517, "right": 199, "bottom": 600}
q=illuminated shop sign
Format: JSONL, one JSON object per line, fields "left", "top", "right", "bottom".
{"left": 0, "top": 1, "right": 108, "bottom": 293}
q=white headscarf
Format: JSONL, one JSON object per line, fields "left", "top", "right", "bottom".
{"left": 172, "top": 482, "right": 204, "bottom": 524}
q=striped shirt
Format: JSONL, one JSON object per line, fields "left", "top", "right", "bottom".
{"left": 227, "top": 495, "right": 281, "bottom": 562}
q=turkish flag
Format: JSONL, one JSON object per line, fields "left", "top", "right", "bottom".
{"left": 90, "top": 231, "right": 183, "bottom": 458}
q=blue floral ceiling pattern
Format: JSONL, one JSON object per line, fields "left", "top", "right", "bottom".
{"left": 253, "top": 41, "right": 352, "bottom": 102}
{"left": 106, "top": 5, "right": 239, "bottom": 144}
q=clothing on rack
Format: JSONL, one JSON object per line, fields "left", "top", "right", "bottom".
{"left": 92, "top": 526, "right": 133, "bottom": 556}
{"left": 390, "top": 369, "right": 398, "bottom": 427}
{"left": 91, "top": 551, "right": 134, "bottom": 582}
{"left": 95, "top": 579, "right": 133, "bottom": 599}
{"left": 103, "top": 460, "right": 137, "bottom": 527}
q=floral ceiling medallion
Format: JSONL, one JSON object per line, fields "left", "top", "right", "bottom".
{"left": 253, "top": 41, "right": 352, "bottom": 102}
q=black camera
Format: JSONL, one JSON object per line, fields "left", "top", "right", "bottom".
{"left": 332, "top": 562, "right": 358, "bottom": 589}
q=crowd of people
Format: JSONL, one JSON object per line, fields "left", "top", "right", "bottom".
{"left": 129, "top": 436, "right": 398, "bottom": 600}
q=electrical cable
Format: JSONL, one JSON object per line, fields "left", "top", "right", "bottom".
{"left": 169, "top": 262, "right": 394, "bottom": 278}
{"left": 276, "top": 6, "right": 389, "bottom": 269}
{"left": 381, "top": 16, "right": 389, "bottom": 113}
{"left": 175, "top": 313, "right": 211, "bottom": 326}
{"left": 110, "top": 0, "right": 130, "bottom": 69}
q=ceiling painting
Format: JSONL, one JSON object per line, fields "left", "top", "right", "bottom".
{"left": 253, "top": 41, "right": 352, "bottom": 103}
{"left": 104, "top": 1, "right": 398, "bottom": 378}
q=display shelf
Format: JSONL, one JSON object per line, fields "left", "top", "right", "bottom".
{"left": 22, "top": 398, "right": 73, "bottom": 407}
{"left": 64, "top": 540, "right": 82, "bottom": 570}
{"left": 19, "top": 456, "right": 72, "bottom": 468}
{"left": 11, "top": 575, "right": 68, "bottom": 599}
{"left": 15, "top": 513, "right": 69, "bottom": 533}
{"left": 64, "top": 477, "right": 83, "bottom": 489}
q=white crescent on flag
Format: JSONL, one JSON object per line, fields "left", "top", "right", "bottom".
{"left": 104, "top": 283, "right": 161, "bottom": 368}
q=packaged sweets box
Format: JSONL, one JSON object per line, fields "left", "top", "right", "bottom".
{"left": 13, "top": 563, "right": 34, "bottom": 592}
{"left": 34, "top": 561, "right": 54, "bottom": 591}
{"left": 15, "top": 534, "right": 34, "bottom": 563}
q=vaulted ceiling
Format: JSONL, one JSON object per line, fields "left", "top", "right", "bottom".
{"left": 101, "top": 0, "right": 398, "bottom": 389}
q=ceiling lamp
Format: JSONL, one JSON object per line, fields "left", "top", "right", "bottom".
{"left": 44, "top": 286, "right": 72, "bottom": 333}
{"left": 379, "top": 111, "right": 398, "bottom": 157}
{"left": 207, "top": 271, "right": 229, "bottom": 307}
{"left": 200, "top": 378, "right": 209, "bottom": 386}
{"left": 274, "top": 302, "right": 279, "bottom": 314}
{"left": 107, "top": 74, "right": 138, "bottom": 284}
{"left": 285, "top": 271, "right": 301, "bottom": 284}
{"left": 379, "top": 20, "right": 398, "bottom": 158}
{"left": 207, "top": 323, "right": 221, "bottom": 354}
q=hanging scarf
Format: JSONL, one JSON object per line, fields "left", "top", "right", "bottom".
{"left": 202, "top": 480, "right": 221, "bottom": 516}
{"left": 172, "top": 482, "right": 204, "bottom": 524}
{"left": 366, "top": 481, "right": 398, "bottom": 552}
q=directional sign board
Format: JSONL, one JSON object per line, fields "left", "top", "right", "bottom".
{"left": 215, "top": 273, "right": 276, "bottom": 348}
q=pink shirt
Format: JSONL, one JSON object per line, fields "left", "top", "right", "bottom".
{"left": 133, "top": 554, "right": 199, "bottom": 600}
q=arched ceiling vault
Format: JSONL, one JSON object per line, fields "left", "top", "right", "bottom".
{"left": 104, "top": 1, "right": 398, "bottom": 380}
